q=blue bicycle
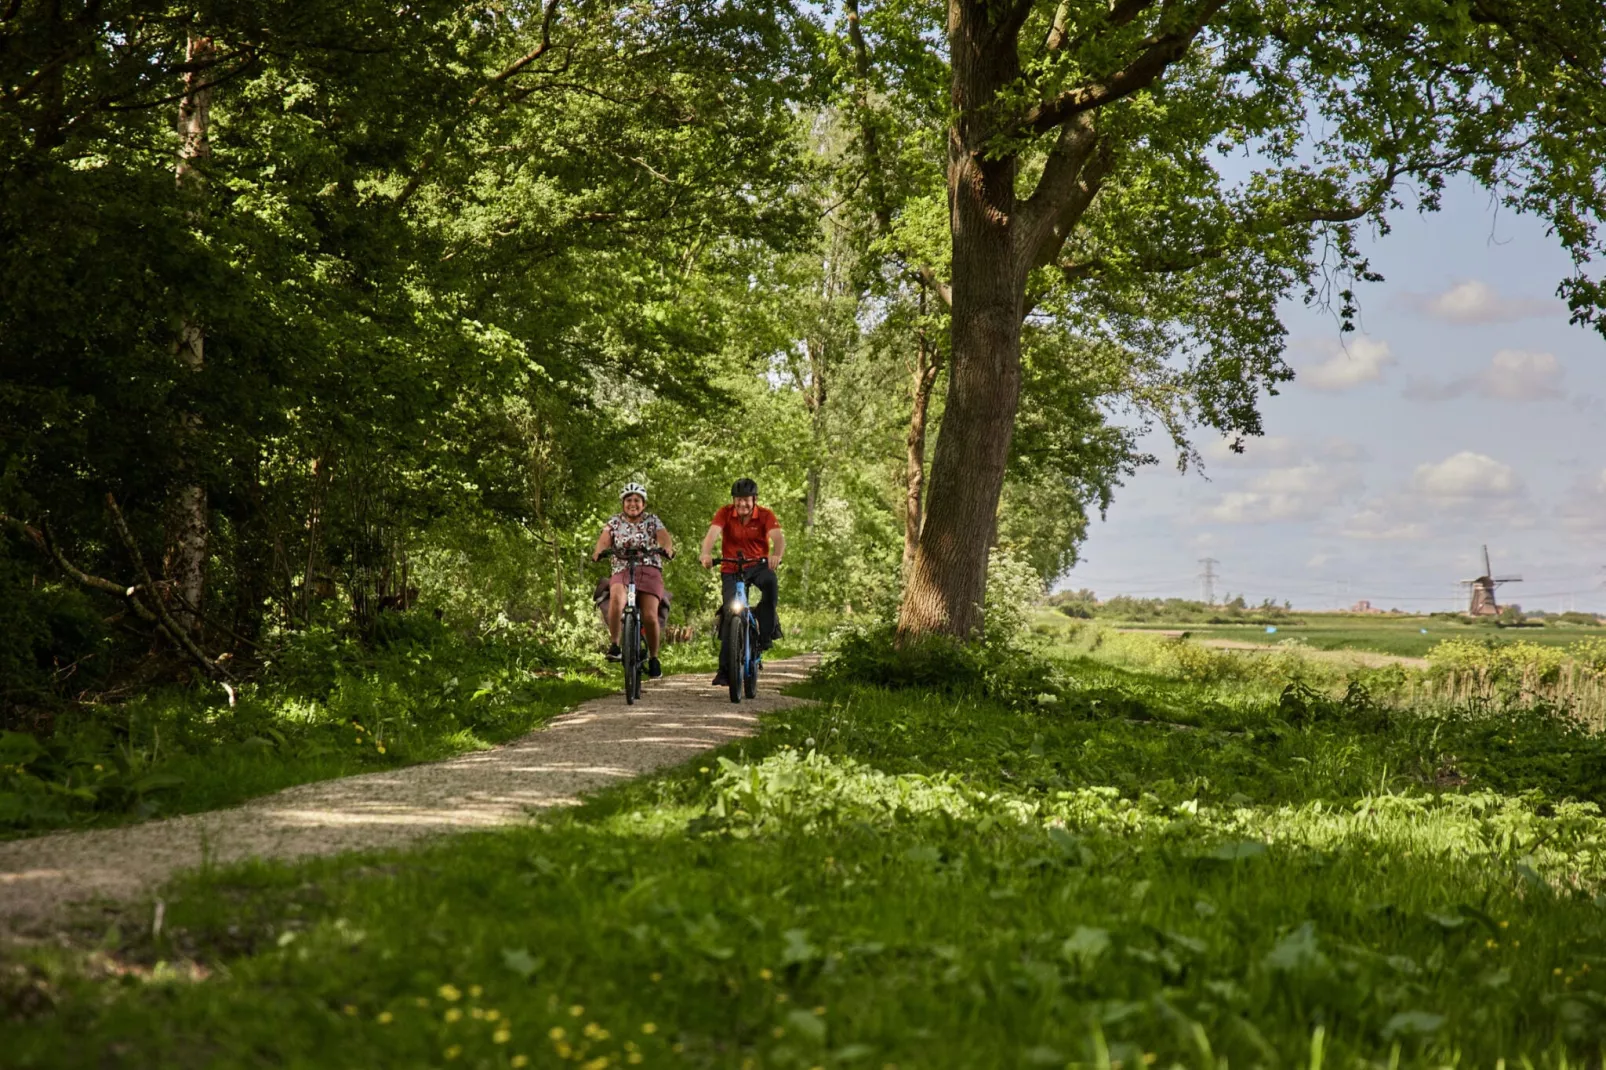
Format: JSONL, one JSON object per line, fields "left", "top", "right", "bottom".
{"left": 712, "top": 554, "right": 764, "bottom": 703}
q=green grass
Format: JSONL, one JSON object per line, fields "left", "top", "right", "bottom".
{"left": 1089, "top": 612, "right": 1601, "bottom": 658}
{"left": 12, "top": 641, "right": 1606, "bottom": 1066}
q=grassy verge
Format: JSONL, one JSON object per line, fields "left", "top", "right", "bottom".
{"left": 10, "top": 646, "right": 1606, "bottom": 1066}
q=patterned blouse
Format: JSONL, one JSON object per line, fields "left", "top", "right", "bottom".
{"left": 604, "top": 512, "right": 666, "bottom": 573}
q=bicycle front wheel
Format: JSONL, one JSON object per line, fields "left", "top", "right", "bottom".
{"left": 623, "top": 611, "right": 640, "bottom": 705}
{"left": 722, "top": 610, "right": 744, "bottom": 704}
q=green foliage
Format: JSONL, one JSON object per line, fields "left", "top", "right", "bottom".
{"left": 0, "top": 628, "right": 609, "bottom": 835}
{"left": 21, "top": 643, "right": 1606, "bottom": 1064}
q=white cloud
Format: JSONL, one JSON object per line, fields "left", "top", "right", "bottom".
{"left": 1205, "top": 463, "right": 1363, "bottom": 524}
{"left": 1300, "top": 337, "right": 1394, "bottom": 392}
{"left": 1558, "top": 468, "right": 1606, "bottom": 534}
{"left": 1403, "top": 349, "right": 1565, "bottom": 403}
{"left": 1411, "top": 451, "right": 1525, "bottom": 501}
{"left": 1409, "top": 280, "right": 1563, "bottom": 324}
{"left": 1339, "top": 452, "right": 1528, "bottom": 540}
{"left": 1341, "top": 502, "right": 1431, "bottom": 541}
{"left": 1203, "top": 435, "right": 1303, "bottom": 468}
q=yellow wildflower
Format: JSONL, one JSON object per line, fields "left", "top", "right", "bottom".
{"left": 439, "top": 984, "right": 462, "bottom": 1002}
{"left": 511, "top": 1057, "right": 530, "bottom": 1069}
{"left": 569, "top": 1004, "right": 586, "bottom": 1017}
{"left": 376, "top": 1012, "right": 393, "bottom": 1025}
{"left": 342, "top": 1004, "right": 358, "bottom": 1017}
{"left": 582, "top": 1058, "right": 609, "bottom": 1070}
{"left": 628, "top": 1055, "right": 643, "bottom": 1066}
{"left": 469, "top": 985, "right": 483, "bottom": 999}
{"left": 650, "top": 972, "right": 662, "bottom": 983}
{"left": 641, "top": 1023, "right": 657, "bottom": 1035}
{"left": 444, "top": 1008, "right": 463, "bottom": 1023}
{"left": 444, "top": 1046, "right": 461, "bottom": 1061}
{"left": 485, "top": 1009, "right": 501, "bottom": 1022}
{"left": 471, "top": 1007, "right": 485, "bottom": 1020}
{"left": 494, "top": 1028, "right": 512, "bottom": 1044}
{"left": 1499, "top": 920, "right": 1510, "bottom": 928}
{"left": 673, "top": 1043, "right": 685, "bottom": 1053}
{"left": 549, "top": 1027, "right": 567, "bottom": 1041}
{"left": 555, "top": 1043, "right": 574, "bottom": 1058}
{"left": 759, "top": 968, "right": 773, "bottom": 981}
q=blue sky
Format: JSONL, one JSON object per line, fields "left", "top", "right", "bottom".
{"left": 1059, "top": 178, "right": 1606, "bottom": 613}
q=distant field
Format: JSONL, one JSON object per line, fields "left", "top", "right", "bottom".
{"left": 1052, "top": 611, "right": 1602, "bottom": 658}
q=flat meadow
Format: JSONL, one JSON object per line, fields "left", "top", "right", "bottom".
{"left": 10, "top": 622, "right": 1606, "bottom": 1067}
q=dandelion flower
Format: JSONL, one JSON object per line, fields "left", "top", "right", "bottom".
{"left": 1499, "top": 920, "right": 1510, "bottom": 929}
{"left": 376, "top": 1011, "right": 393, "bottom": 1025}
{"left": 641, "top": 1023, "right": 657, "bottom": 1035}
{"left": 439, "top": 984, "right": 462, "bottom": 1002}
{"left": 485, "top": 1009, "right": 501, "bottom": 1021}
{"left": 469, "top": 985, "right": 483, "bottom": 999}
{"left": 650, "top": 972, "right": 662, "bottom": 983}
{"left": 511, "top": 1057, "right": 529, "bottom": 1069}
{"left": 569, "top": 1004, "right": 585, "bottom": 1017}
{"left": 444, "top": 1008, "right": 463, "bottom": 1023}
{"left": 444, "top": 1045, "right": 461, "bottom": 1060}
{"left": 471, "top": 1008, "right": 485, "bottom": 1020}
{"left": 759, "top": 968, "right": 772, "bottom": 981}
{"left": 582, "top": 1058, "right": 609, "bottom": 1070}
{"left": 494, "top": 1028, "right": 512, "bottom": 1044}
{"left": 628, "top": 1055, "right": 643, "bottom": 1065}
{"left": 555, "top": 1043, "right": 574, "bottom": 1058}
{"left": 549, "top": 1027, "right": 567, "bottom": 1041}
{"left": 1556, "top": 967, "right": 1565, "bottom": 976}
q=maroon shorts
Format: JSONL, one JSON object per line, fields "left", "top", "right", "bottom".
{"left": 608, "top": 565, "right": 667, "bottom": 605}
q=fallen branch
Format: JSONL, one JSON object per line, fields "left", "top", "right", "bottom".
{"left": 104, "top": 493, "right": 235, "bottom": 686}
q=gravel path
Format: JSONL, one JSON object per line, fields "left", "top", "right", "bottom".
{"left": 0, "top": 655, "right": 818, "bottom": 939}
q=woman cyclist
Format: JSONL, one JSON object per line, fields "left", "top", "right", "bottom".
{"left": 592, "top": 482, "right": 675, "bottom": 679}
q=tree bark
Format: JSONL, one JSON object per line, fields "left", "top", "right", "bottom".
{"left": 166, "top": 32, "right": 215, "bottom": 639}
{"left": 896, "top": 0, "right": 1025, "bottom": 639}
{"left": 800, "top": 335, "right": 828, "bottom": 610}
{"left": 902, "top": 309, "right": 941, "bottom": 576}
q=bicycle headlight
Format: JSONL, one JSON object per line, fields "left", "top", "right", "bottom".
{"left": 729, "top": 597, "right": 746, "bottom": 612}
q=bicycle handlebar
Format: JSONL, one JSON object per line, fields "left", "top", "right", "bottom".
{"left": 709, "top": 555, "right": 769, "bottom": 568}
{"left": 594, "top": 546, "right": 673, "bottom": 563}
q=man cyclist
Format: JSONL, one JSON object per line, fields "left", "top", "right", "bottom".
{"left": 700, "top": 477, "right": 784, "bottom": 688}
{"left": 592, "top": 482, "right": 675, "bottom": 679}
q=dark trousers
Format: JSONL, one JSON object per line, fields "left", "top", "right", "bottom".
{"left": 721, "top": 566, "right": 779, "bottom": 648}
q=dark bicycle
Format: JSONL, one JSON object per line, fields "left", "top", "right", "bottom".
{"left": 712, "top": 554, "right": 765, "bottom": 704}
{"left": 607, "top": 546, "right": 666, "bottom": 705}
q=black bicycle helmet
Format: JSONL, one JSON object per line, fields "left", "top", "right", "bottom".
{"left": 731, "top": 477, "right": 758, "bottom": 498}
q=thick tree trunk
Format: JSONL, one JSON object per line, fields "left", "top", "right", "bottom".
{"left": 902, "top": 319, "right": 940, "bottom": 576}
{"left": 167, "top": 33, "right": 215, "bottom": 637}
{"left": 896, "top": 2, "right": 1024, "bottom": 639}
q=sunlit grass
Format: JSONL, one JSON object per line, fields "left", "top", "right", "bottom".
{"left": 11, "top": 639, "right": 1606, "bottom": 1065}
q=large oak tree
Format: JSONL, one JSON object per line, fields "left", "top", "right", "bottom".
{"left": 858, "top": 0, "right": 1606, "bottom": 637}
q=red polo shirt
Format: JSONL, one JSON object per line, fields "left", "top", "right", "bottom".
{"left": 713, "top": 504, "right": 779, "bottom": 573}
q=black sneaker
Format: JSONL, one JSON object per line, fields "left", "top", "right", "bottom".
{"left": 647, "top": 657, "right": 663, "bottom": 679}
{"left": 606, "top": 643, "right": 621, "bottom": 661}
{"left": 711, "top": 671, "right": 729, "bottom": 687}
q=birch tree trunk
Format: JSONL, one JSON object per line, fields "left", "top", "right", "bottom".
{"left": 166, "top": 32, "right": 215, "bottom": 637}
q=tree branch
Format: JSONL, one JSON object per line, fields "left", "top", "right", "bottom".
{"left": 104, "top": 493, "right": 234, "bottom": 683}
{"left": 1018, "top": 0, "right": 1226, "bottom": 136}
{"left": 1014, "top": 113, "right": 1104, "bottom": 272}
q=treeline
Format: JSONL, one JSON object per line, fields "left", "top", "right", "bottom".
{"left": 1049, "top": 591, "right": 1299, "bottom": 626}
{"left": 7, "top": 0, "right": 1606, "bottom": 719}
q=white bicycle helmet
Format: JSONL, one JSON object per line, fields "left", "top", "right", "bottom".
{"left": 620, "top": 481, "right": 648, "bottom": 502}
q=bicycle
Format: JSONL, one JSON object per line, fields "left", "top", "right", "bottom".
{"left": 711, "top": 554, "right": 765, "bottom": 704}
{"left": 601, "top": 546, "right": 667, "bottom": 705}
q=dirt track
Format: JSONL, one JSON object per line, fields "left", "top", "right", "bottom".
{"left": 0, "top": 655, "right": 818, "bottom": 939}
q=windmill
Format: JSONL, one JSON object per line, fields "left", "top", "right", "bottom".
{"left": 1460, "top": 545, "right": 1522, "bottom": 616}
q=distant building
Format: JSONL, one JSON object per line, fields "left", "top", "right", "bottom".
{"left": 1350, "top": 599, "right": 1382, "bottom": 614}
